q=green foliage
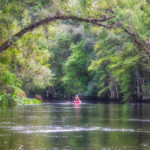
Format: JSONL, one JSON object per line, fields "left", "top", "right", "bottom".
{"left": 0, "top": 0, "right": 150, "bottom": 103}
{"left": 97, "top": 87, "right": 109, "bottom": 97}
{"left": 142, "top": 86, "right": 150, "bottom": 100}
{"left": 15, "top": 97, "right": 41, "bottom": 105}
{"left": 0, "top": 93, "right": 41, "bottom": 107}
{"left": 0, "top": 93, "right": 17, "bottom": 107}
{"left": 63, "top": 42, "right": 89, "bottom": 96}
{"left": 0, "top": 65, "right": 22, "bottom": 94}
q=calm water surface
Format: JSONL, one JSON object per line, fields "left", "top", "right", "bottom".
{"left": 0, "top": 103, "right": 150, "bottom": 150}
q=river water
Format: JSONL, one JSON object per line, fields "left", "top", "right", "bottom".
{"left": 0, "top": 103, "right": 150, "bottom": 150}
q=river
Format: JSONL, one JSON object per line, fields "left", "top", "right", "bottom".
{"left": 0, "top": 103, "right": 150, "bottom": 150}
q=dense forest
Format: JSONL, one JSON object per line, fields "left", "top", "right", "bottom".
{"left": 0, "top": 0, "right": 150, "bottom": 105}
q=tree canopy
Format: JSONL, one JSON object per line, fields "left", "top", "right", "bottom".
{"left": 0, "top": 0, "right": 150, "bottom": 104}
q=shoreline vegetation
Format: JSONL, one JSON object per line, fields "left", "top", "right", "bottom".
{"left": 0, "top": 0, "right": 150, "bottom": 106}
{"left": 45, "top": 97, "right": 150, "bottom": 104}
{"left": 0, "top": 94, "right": 41, "bottom": 107}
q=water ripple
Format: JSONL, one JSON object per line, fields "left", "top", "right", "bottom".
{"left": 10, "top": 126, "right": 147, "bottom": 134}
{"left": 128, "top": 119, "right": 150, "bottom": 122}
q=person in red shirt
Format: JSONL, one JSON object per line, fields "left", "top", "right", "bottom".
{"left": 74, "top": 95, "right": 80, "bottom": 103}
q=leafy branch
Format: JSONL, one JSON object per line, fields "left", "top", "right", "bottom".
{"left": 0, "top": 13, "right": 114, "bottom": 53}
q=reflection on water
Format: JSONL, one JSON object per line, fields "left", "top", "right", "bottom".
{"left": 0, "top": 103, "right": 150, "bottom": 150}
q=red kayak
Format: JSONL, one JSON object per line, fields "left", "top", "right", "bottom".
{"left": 73, "top": 100, "right": 81, "bottom": 104}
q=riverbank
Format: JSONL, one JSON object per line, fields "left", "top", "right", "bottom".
{"left": 0, "top": 94, "right": 41, "bottom": 107}
{"left": 43, "top": 96, "right": 150, "bottom": 104}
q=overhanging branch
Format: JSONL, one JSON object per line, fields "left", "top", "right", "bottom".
{"left": 0, "top": 14, "right": 114, "bottom": 52}
{"left": 118, "top": 22, "right": 150, "bottom": 58}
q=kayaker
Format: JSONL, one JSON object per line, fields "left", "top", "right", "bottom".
{"left": 74, "top": 95, "right": 80, "bottom": 103}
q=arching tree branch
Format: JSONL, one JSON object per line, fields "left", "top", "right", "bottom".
{"left": 118, "top": 23, "right": 150, "bottom": 59}
{"left": 0, "top": 14, "right": 114, "bottom": 52}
